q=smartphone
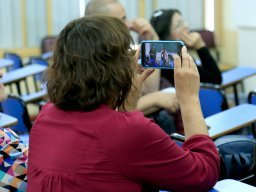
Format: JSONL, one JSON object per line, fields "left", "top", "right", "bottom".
{"left": 141, "top": 40, "right": 184, "bottom": 69}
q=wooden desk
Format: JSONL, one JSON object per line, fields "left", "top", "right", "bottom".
{"left": 220, "top": 66, "right": 256, "bottom": 105}
{"left": 219, "top": 63, "right": 235, "bottom": 72}
{"left": 213, "top": 179, "right": 256, "bottom": 192}
{"left": 0, "top": 58, "right": 13, "bottom": 69}
{"left": 1, "top": 64, "right": 47, "bottom": 95}
{"left": 21, "top": 89, "right": 47, "bottom": 104}
{"left": 206, "top": 104, "right": 256, "bottom": 139}
{"left": 0, "top": 112, "right": 18, "bottom": 128}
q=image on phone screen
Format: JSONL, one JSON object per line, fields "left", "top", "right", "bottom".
{"left": 141, "top": 40, "right": 184, "bottom": 69}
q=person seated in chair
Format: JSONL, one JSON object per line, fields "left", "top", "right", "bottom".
{"left": 27, "top": 15, "right": 219, "bottom": 192}
{"left": 0, "top": 71, "right": 28, "bottom": 191}
{"left": 150, "top": 9, "right": 222, "bottom": 86}
{"left": 85, "top": 0, "right": 180, "bottom": 135}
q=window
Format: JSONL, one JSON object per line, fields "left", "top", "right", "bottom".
{"left": 205, "top": 0, "right": 215, "bottom": 31}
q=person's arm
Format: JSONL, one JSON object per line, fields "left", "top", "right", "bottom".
{"left": 137, "top": 91, "right": 179, "bottom": 115}
{"left": 100, "top": 113, "right": 220, "bottom": 191}
{"left": 177, "top": 29, "right": 222, "bottom": 84}
{"left": 121, "top": 46, "right": 155, "bottom": 112}
{"left": 0, "top": 71, "right": 7, "bottom": 101}
{"left": 174, "top": 46, "right": 208, "bottom": 139}
{"left": 128, "top": 18, "right": 159, "bottom": 40}
{"left": 197, "top": 47, "right": 222, "bottom": 84}
{"left": 142, "top": 69, "right": 160, "bottom": 94}
{"left": 102, "top": 47, "right": 219, "bottom": 191}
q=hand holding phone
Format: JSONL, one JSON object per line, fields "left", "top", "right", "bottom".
{"left": 141, "top": 40, "right": 184, "bottom": 69}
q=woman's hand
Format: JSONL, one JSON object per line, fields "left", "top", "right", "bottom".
{"left": 173, "top": 46, "right": 200, "bottom": 105}
{"left": 123, "top": 46, "right": 155, "bottom": 111}
{"left": 127, "top": 18, "right": 159, "bottom": 40}
{"left": 173, "top": 46, "right": 208, "bottom": 139}
{"left": 178, "top": 27, "right": 205, "bottom": 50}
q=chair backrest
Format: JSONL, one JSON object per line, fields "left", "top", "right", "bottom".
{"left": 3, "top": 52, "right": 23, "bottom": 71}
{"left": 41, "top": 36, "right": 57, "bottom": 53}
{"left": 199, "top": 85, "right": 228, "bottom": 118}
{"left": 248, "top": 90, "right": 256, "bottom": 105}
{"left": 29, "top": 56, "right": 48, "bottom": 84}
{"left": 194, "top": 30, "right": 220, "bottom": 62}
{"left": 196, "top": 30, "right": 216, "bottom": 48}
{"left": 0, "top": 95, "right": 31, "bottom": 133}
{"left": 29, "top": 56, "right": 48, "bottom": 66}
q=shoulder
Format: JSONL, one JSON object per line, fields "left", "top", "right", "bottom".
{"left": 113, "top": 110, "right": 156, "bottom": 131}
{"left": 98, "top": 110, "right": 169, "bottom": 149}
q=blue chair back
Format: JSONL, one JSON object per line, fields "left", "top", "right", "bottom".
{"left": 248, "top": 90, "right": 256, "bottom": 105}
{"left": 29, "top": 56, "right": 48, "bottom": 67}
{"left": 0, "top": 95, "right": 31, "bottom": 133}
{"left": 29, "top": 56, "right": 48, "bottom": 84}
{"left": 3, "top": 52, "right": 23, "bottom": 71}
{"left": 199, "top": 86, "right": 228, "bottom": 118}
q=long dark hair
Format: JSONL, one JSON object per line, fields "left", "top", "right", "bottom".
{"left": 47, "top": 15, "right": 135, "bottom": 111}
{"left": 150, "top": 9, "right": 181, "bottom": 40}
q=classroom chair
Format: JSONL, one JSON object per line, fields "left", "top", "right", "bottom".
{"left": 41, "top": 35, "right": 57, "bottom": 53}
{"left": 199, "top": 84, "right": 228, "bottom": 118}
{"left": 3, "top": 52, "right": 29, "bottom": 94}
{"left": 248, "top": 90, "right": 256, "bottom": 105}
{"left": 0, "top": 95, "right": 32, "bottom": 133}
{"left": 28, "top": 56, "right": 48, "bottom": 91}
{"left": 195, "top": 30, "right": 220, "bottom": 62}
{"left": 248, "top": 90, "right": 256, "bottom": 137}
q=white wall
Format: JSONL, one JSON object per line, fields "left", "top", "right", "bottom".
{"left": 238, "top": 29, "right": 256, "bottom": 93}
{"left": 235, "top": 0, "right": 256, "bottom": 93}
{"left": 0, "top": 0, "right": 22, "bottom": 48}
{"left": 51, "top": 0, "right": 81, "bottom": 35}
{"left": 26, "top": 0, "right": 47, "bottom": 47}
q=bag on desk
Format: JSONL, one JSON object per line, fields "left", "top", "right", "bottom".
{"left": 215, "top": 135, "right": 256, "bottom": 180}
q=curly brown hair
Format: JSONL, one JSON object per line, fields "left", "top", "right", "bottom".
{"left": 46, "top": 15, "right": 135, "bottom": 111}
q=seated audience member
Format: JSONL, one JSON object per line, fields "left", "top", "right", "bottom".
{"left": 27, "top": 16, "right": 220, "bottom": 192}
{"left": 85, "top": 0, "right": 179, "bottom": 134}
{"left": 0, "top": 72, "right": 28, "bottom": 191}
{"left": 150, "top": 9, "right": 222, "bottom": 86}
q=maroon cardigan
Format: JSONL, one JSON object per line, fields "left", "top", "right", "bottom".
{"left": 28, "top": 103, "right": 220, "bottom": 192}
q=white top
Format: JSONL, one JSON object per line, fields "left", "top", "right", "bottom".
{"left": 160, "top": 87, "right": 176, "bottom": 93}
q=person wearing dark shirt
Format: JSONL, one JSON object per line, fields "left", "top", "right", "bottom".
{"left": 27, "top": 15, "right": 219, "bottom": 192}
{"left": 149, "top": 45, "right": 156, "bottom": 66}
{"left": 150, "top": 9, "right": 222, "bottom": 86}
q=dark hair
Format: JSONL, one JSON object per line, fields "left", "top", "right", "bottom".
{"left": 47, "top": 15, "right": 135, "bottom": 111}
{"left": 150, "top": 9, "right": 181, "bottom": 40}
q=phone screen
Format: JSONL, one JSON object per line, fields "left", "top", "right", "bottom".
{"left": 141, "top": 40, "right": 184, "bottom": 69}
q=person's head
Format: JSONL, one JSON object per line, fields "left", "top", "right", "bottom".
{"left": 85, "top": 0, "right": 126, "bottom": 21}
{"left": 150, "top": 9, "right": 187, "bottom": 40}
{"left": 47, "top": 15, "right": 135, "bottom": 111}
{"left": 0, "top": 71, "right": 6, "bottom": 101}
